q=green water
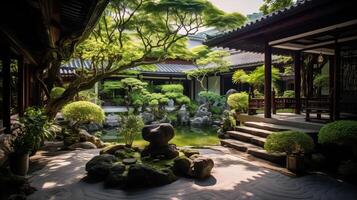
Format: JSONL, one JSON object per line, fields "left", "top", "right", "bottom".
{"left": 101, "top": 126, "right": 219, "bottom": 147}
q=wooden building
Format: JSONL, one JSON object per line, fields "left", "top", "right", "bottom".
{"left": 207, "top": 0, "right": 357, "bottom": 120}
{"left": 0, "top": 0, "right": 108, "bottom": 134}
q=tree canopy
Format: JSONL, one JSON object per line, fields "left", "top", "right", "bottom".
{"left": 41, "top": 0, "right": 246, "bottom": 117}
{"left": 259, "top": 0, "right": 294, "bottom": 15}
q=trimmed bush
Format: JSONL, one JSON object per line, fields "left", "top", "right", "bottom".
{"left": 318, "top": 120, "right": 357, "bottom": 146}
{"left": 227, "top": 92, "right": 248, "bottom": 112}
{"left": 264, "top": 131, "right": 314, "bottom": 154}
{"left": 62, "top": 101, "right": 105, "bottom": 125}
{"left": 161, "top": 84, "right": 184, "bottom": 93}
{"left": 283, "top": 90, "right": 295, "bottom": 98}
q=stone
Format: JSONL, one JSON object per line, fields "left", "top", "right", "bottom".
{"left": 190, "top": 104, "right": 212, "bottom": 127}
{"left": 123, "top": 158, "right": 137, "bottom": 165}
{"left": 189, "top": 155, "right": 214, "bottom": 179}
{"left": 80, "top": 122, "right": 102, "bottom": 133}
{"left": 85, "top": 154, "right": 118, "bottom": 180}
{"left": 180, "top": 148, "right": 200, "bottom": 158}
{"left": 177, "top": 105, "right": 190, "bottom": 126}
{"left": 105, "top": 163, "right": 127, "bottom": 187}
{"left": 68, "top": 141, "right": 97, "bottom": 150}
{"left": 140, "top": 112, "right": 155, "bottom": 124}
{"left": 173, "top": 156, "right": 192, "bottom": 176}
{"left": 78, "top": 129, "right": 104, "bottom": 148}
{"left": 127, "top": 164, "right": 177, "bottom": 187}
{"left": 100, "top": 144, "right": 126, "bottom": 155}
{"left": 141, "top": 144, "right": 179, "bottom": 159}
{"left": 104, "top": 114, "right": 120, "bottom": 128}
{"left": 225, "top": 89, "right": 238, "bottom": 97}
{"left": 0, "top": 134, "right": 14, "bottom": 167}
{"left": 142, "top": 123, "right": 175, "bottom": 146}
{"left": 167, "top": 99, "right": 175, "bottom": 108}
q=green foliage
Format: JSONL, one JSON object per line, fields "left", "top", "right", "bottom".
{"left": 283, "top": 90, "right": 295, "bottom": 98}
{"left": 260, "top": 0, "right": 293, "bottom": 15}
{"left": 313, "top": 74, "right": 329, "bottom": 89}
{"left": 62, "top": 101, "right": 105, "bottom": 125}
{"left": 187, "top": 101, "right": 199, "bottom": 117}
{"left": 119, "top": 114, "right": 144, "bottom": 147}
{"left": 12, "top": 107, "right": 53, "bottom": 154}
{"left": 227, "top": 92, "right": 248, "bottom": 112}
{"left": 161, "top": 85, "right": 184, "bottom": 93}
{"left": 77, "top": 90, "right": 97, "bottom": 102}
{"left": 232, "top": 65, "right": 280, "bottom": 92}
{"left": 167, "top": 112, "right": 178, "bottom": 124}
{"left": 198, "top": 91, "right": 221, "bottom": 104}
{"left": 264, "top": 131, "right": 314, "bottom": 155}
{"left": 318, "top": 120, "right": 357, "bottom": 146}
{"left": 50, "top": 87, "right": 65, "bottom": 99}
{"left": 211, "top": 106, "right": 222, "bottom": 115}
{"left": 221, "top": 110, "right": 236, "bottom": 131}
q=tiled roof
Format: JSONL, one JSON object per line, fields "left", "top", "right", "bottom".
{"left": 206, "top": 0, "right": 314, "bottom": 45}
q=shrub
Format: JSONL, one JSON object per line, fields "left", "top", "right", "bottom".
{"left": 198, "top": 91, "right": 222, "bottom": 105}
{"left": 283, "top": 90, "right": 295, "bottom": 98}
{"left": 13, "top": 107, "right": 53, "bottom": 154}
{"left": 187, "top": 101, "right": 198, "bottom": 116}
{"left": 50, "top": 87, "right": 65, "bottom": 99}
{"left": 211, "top": 106, "right": 222, "bottom": 115}
{"left": 221, "top": 110, "right": 236, "bottom": 131}
{"left": 264, "top": 131, "right": 314, "bottom": 155}
{"left": 161, "top": 84, "right": 184, "bottom": 93}
{"left": 119, "top": 114, "right": 144, "bottom": 147}
{"left": 62, "top": 101, "right": 105, "bottom": 125}
{"left": 227, "top": 92, "right": 248, "bottom": 112}
{"left": 318, "top": 120, "right": 357, "bottom": 146}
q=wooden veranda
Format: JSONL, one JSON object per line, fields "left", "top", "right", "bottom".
{"left": 207, "top": 0, "right": 357, "bottom": 121}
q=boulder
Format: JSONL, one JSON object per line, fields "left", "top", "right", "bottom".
{"left": 141, "top": 144, "right": 179, "bottom": 159}
{"left": 189, "top": 155, "right": 214, "bottom": 179}
{"left": 180, "top": 148, "right": 199, "bottom": 158}
{"left": 190, "top": 104, "right": 212, "bottom": 127}
{"left": 142, "top": 123, "right": 175, "bottom": 146}
{"left": 68, "top": 142, "right": 97, "bottom": 150}
{"left": 173, "top": 156, "right": 192, "bottom": 176}
{"left": 140, "top": 112, "right": 155, "bottom": 124}
{"left": 100, "top": 144, "right": 126, "bottom": 155}
{"left": 177, "top": 105, "right": 190, "bottom": 126}
{"left": 127, "top": 164, "right": 177, "bottom": 187}
{"left": 104, "top": 114, "right": 120, "bottom": 128}
{"left": 80, "top": 122, "right": 102, "bottom": 133}
{"left": 225, "top": 89, "right": 238, "bottom": 97}
{"left": 105, "top": 163, "right": 126, "bottom": 187}
{"left": 85, "top": 154, "right": 118, "bottom": 180}
{"left": 79, "top": 129, "right": 104, "bottom": 148}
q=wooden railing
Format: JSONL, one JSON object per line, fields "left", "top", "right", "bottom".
{"left": 248, "top": 97, "right": 297, "bottom": 115}
{"left": 304, "top": 97, "right": 331, "bottom": 121}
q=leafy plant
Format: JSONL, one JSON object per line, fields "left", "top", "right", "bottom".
{"left": 283, "top": 90, "right": 295, "bottom": 98}
{"left": 187, "top": 101, "right": 199, "bottom": 117}
{"left": 50, "top": 87, "right": 65, "bottom": 99}
{"left": 313, "top": 74, "right": 329, "bottom": 89}
{"left": 119, "top": 114, "right": 144, "bottom": 147}
{"left": 264, "top": 131, "right": 314, "bottom": 155}
{"left": 221, "top": 110, "right": 236, "bottom": 131}
{"left": 12, "top": 107, "right": 53, "bottom": 154}
{"left": 318, "top": 120, "right": 357, "bottom": 147}
{"left": 227, "top": 92, "right": 248, "bottom": 112}
{"left": 62, "top": 101, "right": 105, "bottom": 127}
{"left": 160, "top": 84, "right": 190, "bottom": 106}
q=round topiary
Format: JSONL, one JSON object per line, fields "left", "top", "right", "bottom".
{"left": 62, "top": 101, "right": 105, "bottom": 125}
{"left": 264, "top": 131, "right": 314, "bottom": 155}
{"left": 227, "top": 92, "right": 248, "bottom": 112}
{"left": 50, "top": 87, "right": 65, "bottom": 99}
{"left": 318, "top": 120, "right": 357, "bottom": 146}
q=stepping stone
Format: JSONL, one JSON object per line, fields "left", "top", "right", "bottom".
{"left": 220, "top": 139, "right": 260, "bottom": 152}
{"left": 227, "top": 131, "right": 266, "bottom": 147}
{"left": 244, "top": 122, "right": 289, "bottom": 132}
{"left": 123, "top": 158, "right": 137, "bottom": 165}
{"left": 247, "top": 148, "right": 286, "bottom": 165}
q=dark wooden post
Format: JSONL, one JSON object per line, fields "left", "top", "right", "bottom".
{"left": 272, "top": 90, "right": 276, "bottom": 114}
{"left": 294, "top": 51, "right": 301, "bottom": 114}
{"left": 220, "top": 74, "right": 224, "bottom": 95}
{"left": 264, "top": 43, "right": 272, "bottom": 118}
{"left": 192, "top": 77, "right": 196, "bottom": 100}
{"left": 2, "top": 51, "right": 11, "bottom": 134}
{"left": 329, "top": 55, "right": 334, "bottom": 120}
{"left": 333, "top": 42, "right": 340, "bottom": 120}
{"left": 206, "top": 76, "right": 209, "bottom": 91}
{"left": 18, "top": 57, "right": 25, "bottom": 116}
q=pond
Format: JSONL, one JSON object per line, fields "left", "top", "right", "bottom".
{"left": 100, "top": 126, "right": 219, "bottom": 147}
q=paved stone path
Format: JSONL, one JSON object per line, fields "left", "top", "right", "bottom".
{"left": 28, "top": 148, "right": 357, "bottom": 200}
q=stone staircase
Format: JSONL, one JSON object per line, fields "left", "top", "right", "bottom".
{"left": 220, "top": 121, "right": 293, "bottom": 166}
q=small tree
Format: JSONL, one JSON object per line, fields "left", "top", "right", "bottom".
{"left": 227, "top": 92, "right": 249, "bottom": 113}
{"left": 260, "top": 0, "right": 293, "bottom": 15}
{"left": 161, "top": 84, "right": 190, "bottom": 109}
{"left": 232, "top": 65, "right": 280, "bottom": 96}
{"left": 119, "top": 114, "right": 144, "bottom": 147}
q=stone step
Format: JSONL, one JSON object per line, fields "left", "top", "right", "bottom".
{"left": 220, "top": 139, "right": 286, "bottom": 166}
{"left": 235, "top": 126, "right": 273, "bottom": 138}
{"left": 220, "top": 139, "right": 259, "bottom": 152}
{"left": 244, "top": 121, "right": 290, "bottom": 132}
{"left": 227, "top": 131, "right": 266, "bottom": 147}
{"left": 247, "top": 148, "right": 286, "bottom": 165}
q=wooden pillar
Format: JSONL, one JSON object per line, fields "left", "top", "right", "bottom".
{"left": 2, "top": 51, "right": 11, "bottom": 134}
{"left": 220, "top": 75, "right": 224, "bottom": 95}
{"left": 192, "top": 77, "right": 196, "bottom": 100}
{"left": 18, "top": 57, "right": 25, "bottom": 116}
{"left": 329, "top": 56, "right": 334, "bottom": 120}
{"left": 307, "top": 56, "right": 314, "bottom": 98}
{"left": 264, "top": 43, "right": 272, "bottom": 118}
{"left": 333, "top": 42, "right": 340, "bottom": 120}
{"left": 206, "top": 76, "right": 209, "bottom": 91}
{"left": 294, "top": 51, "right": 301, "bottom": 114}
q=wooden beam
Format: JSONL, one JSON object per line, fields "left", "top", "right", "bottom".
{"left": 264, "top": 43, "right": 272, "bottom": 118}
{"left": 294, "top": 51, "right": 302, "bottom": 114}
{"left": 333, "top": 41, "right": 340, "bottom": 120}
